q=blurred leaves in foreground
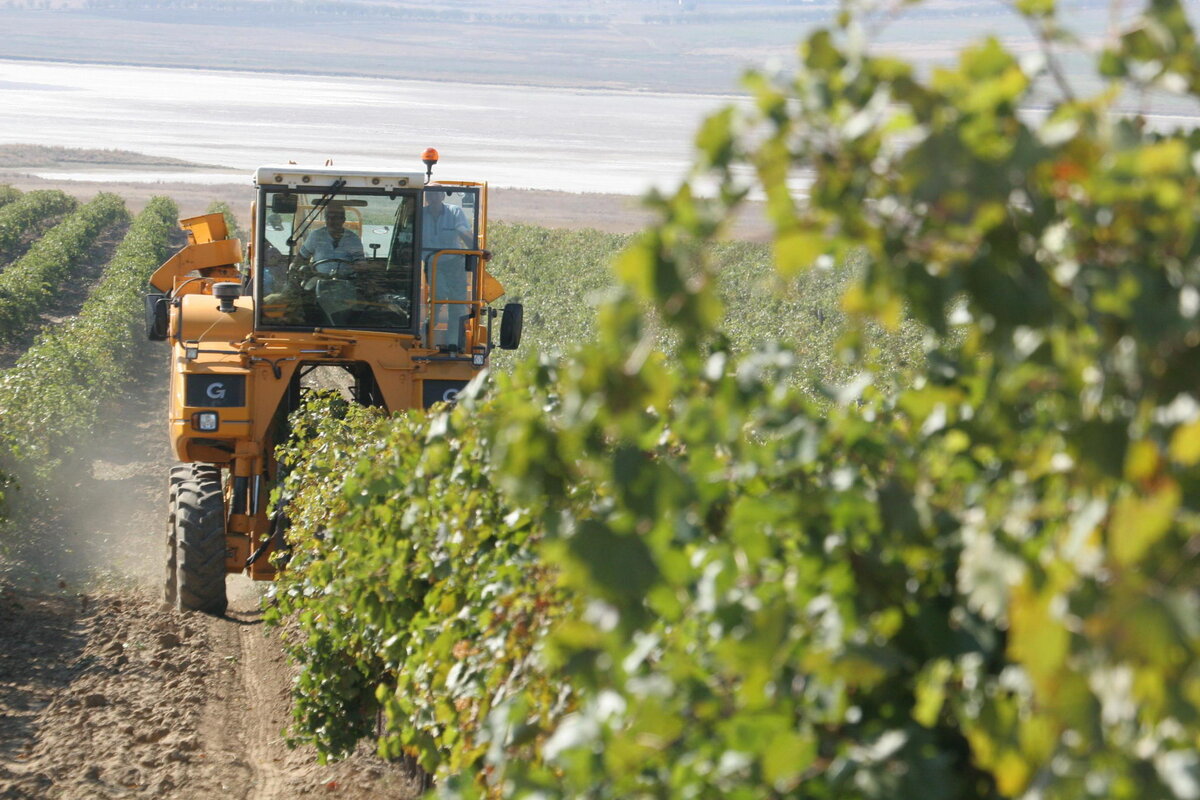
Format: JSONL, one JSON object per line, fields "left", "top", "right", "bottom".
{"left": 271, "top": 1, "right": 1200, "bottom": 797}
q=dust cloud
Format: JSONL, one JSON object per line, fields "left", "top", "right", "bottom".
{"left": 0, "top": 363, "right": 172, "bottom": 591}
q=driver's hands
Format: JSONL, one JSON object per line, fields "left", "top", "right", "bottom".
{"left": 307, "top": 258, "right": 354, "bottom": 279}
{"left": 288, "top": 260, "right": 314, "bottom": 280}
{"left": 298, "top": 258, "right": 376, "bottom": 282}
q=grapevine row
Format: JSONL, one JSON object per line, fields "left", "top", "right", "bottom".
{"left": 270, "top": 394, "right": 565, "bottom": 769}
{"left": 269, "top": 221, "right": 882, "bottom": 771}
{"left": 0, "top": 197, "right": 178, "bottom": 470}
{"left": 0, "top": 189, "right": 78, "bottom": 265}
{"left": 0, "top": 185, "right": 19, "bottom": 209}
{"left": 0, "top": 192, "right": 127, "bottom": 344}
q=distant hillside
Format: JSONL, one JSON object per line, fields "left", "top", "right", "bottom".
{"left": 0, "top": 0, "right": 1154, "bottom": 94}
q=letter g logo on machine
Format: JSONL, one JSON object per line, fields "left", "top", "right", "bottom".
{"left": 185, "top": 375, "right": 246, "bottom": 408}
{"left": 422, "top": 380, "right": 467, "bottom": 408}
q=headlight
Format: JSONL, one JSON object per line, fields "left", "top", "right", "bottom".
{"left": 192, "top": 412, "right": 219, "bottom": 432}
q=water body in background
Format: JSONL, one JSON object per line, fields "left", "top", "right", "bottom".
{"left": 0, "top": 59, "right": 740, "bottom": 195}
{"left": 3, "top": 59, "right": 1197, "bottom": 197}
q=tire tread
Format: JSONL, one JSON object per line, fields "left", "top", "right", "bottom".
{"left": 171, "top": 463, "right": 227, "bottom": 615}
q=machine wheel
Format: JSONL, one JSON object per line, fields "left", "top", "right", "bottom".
{"left": 171, "top": 464, "right": 228, "bottom": 615}
{"left": 163, "top": 465, "right": 190, "bottom": 606}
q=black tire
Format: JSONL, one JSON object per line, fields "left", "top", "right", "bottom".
{"left": 163, "top": 465, "right": 190, "bottom": 607}
{"left": 172, "top": 464, "right": 228, "bottom": 615}
{"left": 499, "top": 302, "right": 523, "bottom": 350}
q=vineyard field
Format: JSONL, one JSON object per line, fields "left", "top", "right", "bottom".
{"left": 0, "top": 193, "right": 128, "bottom": 348}
{"left": 0, "top": 180, "right": 832, "bottom": 798}
{"left": 0, "top": 189, "right": 78, "bottom": 268}
{"left": 0, "top": 179, "right": 908, "bottom": 798}
{"left": 2, "top": 0, "right": 1200, "bottom": 794}
{"left": 0, "top": 186, "right": 22, "bottom": 211}
{"left": 0, "top": 197, "right": 177, "bottom": 475}
{"left": 487, "top": 223, "right": 924, "bottom": 392}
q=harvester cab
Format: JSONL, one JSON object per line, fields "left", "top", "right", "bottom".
{"left": 146, "top": 155, "right": 523, "bottom": 614}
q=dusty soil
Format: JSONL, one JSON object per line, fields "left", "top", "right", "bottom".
{"left": 0, "top": 356, "right": 423, "bottom": 798}
{"left": 0, "top": 584, "right": 422, "bottom": 799}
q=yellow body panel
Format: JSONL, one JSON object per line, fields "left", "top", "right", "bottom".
{"left": 179, "top": 212, "right": 229, "bottom": 243}
{"left": 150, "top": 239, "right": 243, "bottom": 293}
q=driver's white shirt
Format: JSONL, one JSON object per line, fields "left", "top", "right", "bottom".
{"left": 300, "top": 227, "right": 364, "bottom": 272}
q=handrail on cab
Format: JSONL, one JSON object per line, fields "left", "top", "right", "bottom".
{"left": 425, "top": 248, "right": 485, "bottom": 349}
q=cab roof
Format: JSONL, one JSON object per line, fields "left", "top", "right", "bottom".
{"left": 254, "top": 166, "right": 424, "bottom": 190}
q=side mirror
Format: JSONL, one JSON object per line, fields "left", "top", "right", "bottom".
{"left": 145, "top": 293, "right": 169, "bottom": 341}
{"left": 499, "top": 302, "right": 523, "bottom": 350}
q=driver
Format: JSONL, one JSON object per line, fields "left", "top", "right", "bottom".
{"left": 296, "top": 201, "right": 378, "bottom": 325}
{"left": 299, "top": 202, "right": 363, "bottom": 272}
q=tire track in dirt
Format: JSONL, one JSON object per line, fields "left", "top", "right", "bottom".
{"left": 227, "top": 586, "right": 289, "bottom": 800}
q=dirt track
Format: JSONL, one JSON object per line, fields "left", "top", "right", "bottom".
{"left": 0, "top": 584, "right": 421, "bottom": 799}
{"left": 0, "top": 356, "right": 421, "bottom": 798}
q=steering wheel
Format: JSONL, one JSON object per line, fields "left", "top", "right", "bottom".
{"left": 308, "top": 257, "right": 358, "bottom": 280}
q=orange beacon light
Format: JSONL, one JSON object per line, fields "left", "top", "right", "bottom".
{"left": 422, "top": 148, "right": 439, "bottom": 182}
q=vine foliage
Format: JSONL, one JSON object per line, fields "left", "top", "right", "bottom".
{"left": 0, "top": 197, "right": 178, "bottom": 521}
{"left": 0, "top": 189, "right": 75, "bottom": 264}
{"left": 0, "top": 192, "right": 125, "bottom": 343}
{"left": 273, "top": 2, "right": 1200, "bottom": 797}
